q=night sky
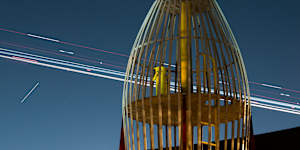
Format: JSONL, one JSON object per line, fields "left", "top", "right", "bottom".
{"left": 0, "top": 0, "right": 299, "bottom": 149}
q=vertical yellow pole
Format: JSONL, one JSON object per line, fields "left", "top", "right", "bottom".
{"left": 180, "top": 0, "right": 190, "bottom": 94}
{"left": 180, "top": 1, "right": 192, "bottom": 150}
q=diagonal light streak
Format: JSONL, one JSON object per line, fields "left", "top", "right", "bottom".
{"left": 0, "top": 47, "right": 126, "bottom": 77}
{"left": 20, "top": 82, "right": 39, "bottom": 103}
{"left": 0, "top": 54, "right": 126, "bottom": 82}
{"left": 0, "top": 47, "right": 299, "bottom": 115}
{"left": 1, "top": 26, "right": 300, "bottom": 95}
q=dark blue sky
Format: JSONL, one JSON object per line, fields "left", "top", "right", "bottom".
{"left": 0, "top": 0, "right": 299, "bottom": 149}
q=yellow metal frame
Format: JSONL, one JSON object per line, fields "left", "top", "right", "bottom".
{"left": 122, "top": 0, "right": 252, "bottom": 150}
{"left": 180, "top": 0, "right": 191, "bottom": 93}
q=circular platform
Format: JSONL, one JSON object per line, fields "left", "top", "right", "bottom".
{"left": 127, "top": 93, "right": 245, "bottom": 126}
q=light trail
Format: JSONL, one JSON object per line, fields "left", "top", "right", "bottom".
{"left": 1, "top": 55, "right": 300, "bottom": 114}
{"left": 281, "top": 87, "right": 300, "bottom": 94}
{"left": 0, "top": 27, "right": 26, "bottom": 35}
{"left": 27, "top": 33, "right": 60, "bottom": 42}
{"left": 251, "top": 94, "right": 300, "bottom": 109}
{"left": 280, "top": 93, "right": 290, "bottom": 97}
{"left": 0, "top": 27, "right": 128, "bottom": 57}
{"left": 1, "top": 47, "right": 300, "bottom": 108}
{"left": 59, "top": 41, "right": 128, "bottom": 57}
{"left": 250, "top": 80, "right": 300, "bottom": 94}
{"left": 251, "top": 101, "right": 300, "bottom": 115}
{"left": 260, "top": 83, "right": 282, "bottom": 90}
{"left": 20, "top": 82, "right": 39, "bottom": 103}
{"left": 0, "top": 47, "right": 299, "bottom": 115}
{"left": 252, "top": 93, "right": 299, "bottom": 106}
{"left": 12, "top": 56, "right": 38, "bottom": 63}
{"left": 6, "top": 37, "right": 299, "bottom": 101}
{"left": 0, "top": 41, "right": 125, "bottom": 69}
{"left": 0, "top": 28, "right": 300, "bottom": 104}
{"left": 287, "top": 95, "right": 300, "bottom": 101}
{"left": 0, "top": 48, "right": 126, "bottom": 78}
{"left": 1, "top": 47, "right": 300, "bottom": 110}
{"left": 1, "top": 26, "right": 300, "bottom": 95}
{"left": 59, "top": 50, "right": 74, "bottom": 55}
{"left": 0, "top": 53, "right": 125, "bottom": 82}
{"left": 251, "top": 88, "right": 300, "bottom": 101}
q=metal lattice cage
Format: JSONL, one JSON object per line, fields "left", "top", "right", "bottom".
{"left": 122, "top": 0, "right": 251, "bottom": 149}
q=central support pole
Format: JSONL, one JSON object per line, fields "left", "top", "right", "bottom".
{"left": 180, "top": 1, "right": 190, "bottom": 92}
{"left": 180, "top": 1, "right": 192, "bottom": 150}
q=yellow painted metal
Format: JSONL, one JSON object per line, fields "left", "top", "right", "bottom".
{"left": 180, "top": 1, "right": 193, "bottom": 150}
{"left": 153, "top": 66, "right": 167, "bottom": 95}
{"left": 123, "top": 0, "right": 252, "bottom": 150}
{"left": 180, "top": 0, "right": 191, "bottom": 93}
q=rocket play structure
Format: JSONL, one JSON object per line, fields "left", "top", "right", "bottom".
{"left": 120, "top": 0, "right": 252, "bottom": 149}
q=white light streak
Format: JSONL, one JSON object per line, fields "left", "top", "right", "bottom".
{"left": 0, "top": 47, "right": 299, "bottom": 115}
{"left": 59, "top": 50, "right": 74, "bottom": 55}
{"left": 261, "top": 83, "right": 282, "bottom": 89}
{"left": 0, "top": 48, "right": 125, "bottom": 77}
{"left": 280, "top": 93, "right": 290, "bottom": 97}
{"left": 251, "top": 96, "right": 300, "bottom": 109}
{"left": 0, "top": 54, "right": 125, "bottom": 82}
{"left": 251, "top": 101, "right": 300, "bottom": 115}
{"left": 27, "top": 33, "right": 60, "bottom": 42}
{"left": 20, "top": 82, "right": 39, "bottom": 103}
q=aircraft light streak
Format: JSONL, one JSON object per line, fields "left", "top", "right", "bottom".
{"left": 0, "top": 41, "right": 125, "bottom": 69}
{"left": 20, "top": 82, "right": 39, "bottom": 103}
{"left": 1, "top": 26, "right": 300, "bottom": 95}
{"left": 27, "top": 33, "right": 60, "bottom": 43}
{"left": 0, "top": 47, "right": 299, "bottom": 115}
{"left": 280, "top": 93, "right": 290, "bottom": 97}
{"left": 0, "top": 48, "right": 125, "bottom": 77}
{"left": 59, "top": 50, "right": 74, "bottom": 55}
